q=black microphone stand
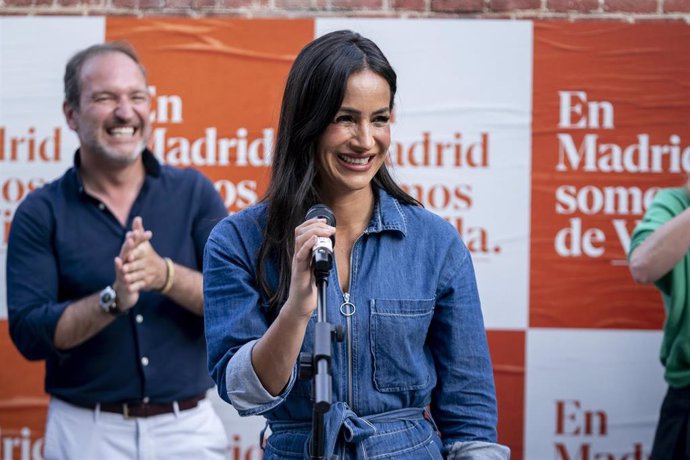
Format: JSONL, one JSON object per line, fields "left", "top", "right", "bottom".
{"left": 299, "top": 239, "right": 344, "bottom": 460}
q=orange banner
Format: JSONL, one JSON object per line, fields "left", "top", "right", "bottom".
{"left": 530, "top": 22, "right": 690, "bottom": 329}
{"left": 107, "top": 18, "right": 314, "bottom": 213}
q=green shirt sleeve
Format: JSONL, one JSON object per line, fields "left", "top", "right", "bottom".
{"left": 629, "top": 187, "right": 690, "bottom": 296}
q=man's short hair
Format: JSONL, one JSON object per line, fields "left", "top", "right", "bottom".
{"left": 63, "top": 41, "right": 147, "bottom": 110}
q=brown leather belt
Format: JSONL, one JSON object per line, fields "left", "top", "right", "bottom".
{"left": 67, "top": 394, "right": 205, "bottom": 418}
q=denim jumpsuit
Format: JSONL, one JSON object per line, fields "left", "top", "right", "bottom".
{"left": 204, "top": 188, "right": 503, "bottom": 459}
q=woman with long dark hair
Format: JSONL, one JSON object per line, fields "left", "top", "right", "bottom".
{"left": 204, "top": 30, "right": 509, "bottom": 459}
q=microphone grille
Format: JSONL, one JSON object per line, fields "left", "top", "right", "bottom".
{"left": 305, "top": 204, "right": 336, "bottom": 227}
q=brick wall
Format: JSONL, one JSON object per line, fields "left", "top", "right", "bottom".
{"left": 1, "top": 0, "right": 688, "bottom": 21}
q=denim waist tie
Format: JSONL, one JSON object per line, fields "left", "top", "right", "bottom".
{"left": 267, "top": 402, "right": 426, "bottom": 459}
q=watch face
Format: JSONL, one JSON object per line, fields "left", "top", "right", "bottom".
{"left": 100, "top": 286, "right": 117, "bottom": 313}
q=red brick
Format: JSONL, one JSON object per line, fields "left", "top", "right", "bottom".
{"left": 194, "top": 0, "right": 215, "bottom": 7}
{"left": 665, "top": 0, "right": 690, "bottom": 11}
{"left": 490, "top": 0, "right": 539, "bottom": 10}
{"left": 331, "top": 0, "right": 383, "bottom": 8}
{"left": 634, "top": 15, "right": 686, "bottom": 20}
{"left": 430, "top": 0, "right": 482, "bottom": 12}
{"left": 34, "top": 0, "right": 54, "bottom": 6}
{"left": 32, "top": 9, "right": 81, "bottom": 13}
{"left": 112, "top": 0, "right": 137, "bottom": 7}
{"left": 221, "top": 0, "right": 252, "bottom": 6}
{"left": 164, "top": 0, "right": 191, "bottom": 6}
{"left": 53, "top": 0, "right": 102, "bottom": 5}
{"left": 484, "top": 11, "right": 521, "bottom": 16}
{"left": 603, "top": 0, "right": 656, "bottom": 11}
{"left": 4, "top": 0, "right": 33, "bottom": 6}
{"left": 139, "top": 0, "right": 161, "bottom": 8}
{"left": 275, "top": 0, "right": 311, "bottom": 8}
{"left": 547, "top": 0, "right": 598, "bottom": 11}
{"left": 204, "top": 9, "right": 247, "bottom": 15}
{"left": 392, "top": 0, "right": 426, "bottom": 10}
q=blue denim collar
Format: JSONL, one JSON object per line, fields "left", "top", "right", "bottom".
{"left": 366, "top": 187, "right": 408, "bottom": 237}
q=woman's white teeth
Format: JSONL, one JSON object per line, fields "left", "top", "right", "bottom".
{"left": 339, "top": 155, "right": 369, "bottom": 165}
{"left": 110, "top": 127, "right": 135, "bottom": 136}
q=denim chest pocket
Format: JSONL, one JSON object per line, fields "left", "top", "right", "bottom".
{"left": 370, "top": 298, "right": 435, "bottom": 392}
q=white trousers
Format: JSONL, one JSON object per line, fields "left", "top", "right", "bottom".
{"left": 44, "top": 396, "right": 229, "bottom": 460}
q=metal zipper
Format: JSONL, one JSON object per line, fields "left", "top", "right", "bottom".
{"left": 338, "top": 233, "right": 362, "bottom": 409}
{"left": 340, "top": 291, "right": 355, "bottom": 408}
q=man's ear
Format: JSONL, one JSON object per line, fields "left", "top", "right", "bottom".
{"left": 63, "top": 101, "right": 78, "bottom": 131}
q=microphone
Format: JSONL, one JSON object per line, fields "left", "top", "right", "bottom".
{"left": 305, "top": 204, "right": 336, "bottom": 277}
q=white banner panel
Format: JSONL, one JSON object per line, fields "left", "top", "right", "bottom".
{"left": 0, "top": 17, "right": 103, "bottom": 319}
{"left": 316, "top": 19, "right": 533, "bottom": 330}
{"left": 208, "top": 390, "right": 265, "bottom": 459}
{"left": 525, "top": 329, "right": 665, "bottom": 459}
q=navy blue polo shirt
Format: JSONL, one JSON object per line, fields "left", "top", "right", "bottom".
{"left": 7, "top": 149, "right": 228, "bottom": 405}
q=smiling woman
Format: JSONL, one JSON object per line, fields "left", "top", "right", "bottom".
{"left": 203, "top": 29, "right": 510, "bottom": 460}
{"left": 315, "top": 69, "right": 391, "bottom": 200}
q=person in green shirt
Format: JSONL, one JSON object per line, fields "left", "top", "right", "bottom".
{"left": 629, "top": 181, "right": 690, "bottom": 460}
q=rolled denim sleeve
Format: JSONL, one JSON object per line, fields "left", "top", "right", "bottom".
{"left": 225, "top": 339, "right": 297, "bottom": 415}
{"left": 7, "top": 194, "right": 70, "bottom": 361}
{"left": 447, "top": 441, "right": 510, "bottom": 459}
{"left": 204, "top": 210, "right": 293, "bottom": 416}
{"left": 428, "top": 231, "right": 503, "bottom": 450}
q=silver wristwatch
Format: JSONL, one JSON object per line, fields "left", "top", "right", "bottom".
{"left": 99, "top": 285, "right": 120, "bottom": 316}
